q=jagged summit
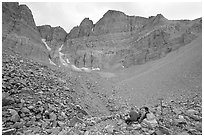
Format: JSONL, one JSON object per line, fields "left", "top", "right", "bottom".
{"left": 154, "top": 13, "right": 168, "bottom": 22}
{"left": 79, "top": 18, "right": 94, "bottom": 29}
{"left": 156, "top": 13, "right": 165, "bottom": 18}
{"left": 103, "top": 9, "right": 126, "bottom": 17}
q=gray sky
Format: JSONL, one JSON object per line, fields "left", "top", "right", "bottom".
{"left": 20, "top": 2, "right": 202, "bottom": 33}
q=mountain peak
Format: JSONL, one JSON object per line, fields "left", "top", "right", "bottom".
{"left": 156, "top": 13, "right": 165, "bottom": 18}
{"left": 80, "top": 18, "right": 93, "bottom": 26}
{"left": 103, "top": 10, "right": 126, "bottom": 17}
{"left": 155, "top": 14, "right": 167, "bottom": 20}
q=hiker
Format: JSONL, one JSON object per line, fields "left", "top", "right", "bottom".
{"left": 125, "top": 107, "right": 141, "bottom": 125}
{"left": 138, "top": 107, "right": 158, "bottom": 129}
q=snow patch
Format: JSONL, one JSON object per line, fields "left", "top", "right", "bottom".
{"left": 71, "top": 65, "right": 82, "bottom": 72}
{"left": 49, "top": 58, "right": 56, "bottom": 66}
{"left": 66, "top": 59, "right": 70, "bottom": 64}
{"left": 42, "top": 39, "right": 51, "bottom": 51}
{"left": 59, "top": 52, "right": 67, "bottom": 66}
{"left": 58, "top": 44, "right": 64, "bottom": 52}
{"left": 81, "top": 67, "right": 92, "bottom": 72}
{"left": 92, "top": 67, "right": 100, "bottom": 71}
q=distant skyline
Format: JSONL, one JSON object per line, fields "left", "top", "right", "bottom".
{"left": 21, "top": 2, "right": 202, "bottom": 33}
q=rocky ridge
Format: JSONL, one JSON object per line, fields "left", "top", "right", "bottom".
{"left": 2, "top": 2, "right": 49, "bottom": 62}
{"left": 2, "top": 2, "right": 202, "bottom": 70}
{"left": 42, "top": 11, "right": 201, "bottom": 69}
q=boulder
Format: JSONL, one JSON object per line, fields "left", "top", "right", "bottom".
{"left": 8, "top": 109, "right": 20, "bottom": 122}
{"left": 69, "top": 116, "right": 84, "bottom": 127}
{"left": 104, "top": 124, "right": 114, "bottom": 134}
{"left": 186, "top": 109, "right": 199, "bottom": 116}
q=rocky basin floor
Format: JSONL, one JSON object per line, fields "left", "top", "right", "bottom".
{"left": 2, "top": 50, "right": 202, "bottom": 135}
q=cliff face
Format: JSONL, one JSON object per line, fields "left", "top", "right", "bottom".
{"left": 60, "top": 10, "right": 201, "bottom": 69}
{"left": 93, "top": 10, "right": 147, "bottom": 35}
{"left": 67, "top": 10, "right": 148, "bottom": 39}
{"left": 2, "top": 3, "right": 202, "bottom": 70}
{"left": 67, "top": 18, "right": 94, "bottom": 39}
{"left": 37, "top": 25, "right": 67, "bottom": 49}
{"left": 2, "top": 2, "right": 48, "bottom": 62}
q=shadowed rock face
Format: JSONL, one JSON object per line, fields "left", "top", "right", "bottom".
{"left": 2, "top": 3, "right": 202, "bottom": 70}
{"left": 37, "top": 25, "right": 67, "bottom": 49}
{"left": 61, "top": 10, "right": 201, "bottom": 69}
{"left": 93, "top": 10, "right": 148, "bottom": 35}
{"left": 2, "top": 2, "right": 48, "bottom": 62}
{"left": 67, "top": 18, "right": 94, "bottom": 39}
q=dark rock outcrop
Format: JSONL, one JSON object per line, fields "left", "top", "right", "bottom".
{"left": 67, "top": 18, "right": 94, "bottom": 39}
{"left": 37, "top": 25, "right": 67, "bottom": 51}
{"left": 68, "top": 10, "right": 148, "bottom": 38}
{"left": 2, "top": 2, "right": 48, "bottom": 62}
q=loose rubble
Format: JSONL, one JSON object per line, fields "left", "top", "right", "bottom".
{"left": 2, "top": 49, "right": 202, "bottom": 135}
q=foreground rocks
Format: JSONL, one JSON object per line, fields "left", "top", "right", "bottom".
{"left": 2, "top": 50, "right": 91, "bottom": 135}
{"left": 2, "top": 48, "right": 202, "bottom": 135}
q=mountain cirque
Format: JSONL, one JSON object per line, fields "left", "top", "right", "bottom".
{"left": 2, "top": 2, "right": 202, "bottom": 135}
{"left": 2, "top": 2, "right": 202, "bottom": 70}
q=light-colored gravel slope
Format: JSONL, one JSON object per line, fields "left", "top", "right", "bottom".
{"left": 113, "top": 35, "right": 202, "bottom": 107}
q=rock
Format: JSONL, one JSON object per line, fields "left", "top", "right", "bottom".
{"left": 57, "top": 114, "right": 65, "bottom": 121}
{"left": 23, "top": 117, "right": 30, "bottom": 121}
{"left": 141, "top": 118, "right": 158, "bottom": 130}
{"left": 50, "top": 127, "right": 61, "bottom": 135}
{"left": 2, "top": 128, "right": 16, "bottom": 135}
{"left": 8, "top": 109, "right": 18, "bottom": 116}
{"left": 2, "top": 95, "right": 15, "bottom": 106}
{"left": 177, "top": 115, "right": 187, "bottom": 123}
{"left": 58, "top": 129, "right": 68, "bottom": 135}
{"left": 50, "top": 112, "right": 57, "bottom": 121}
{"left": 35, "top": 114, "right": 42, "bottom": 120}
{"left": 117, "top": 119, "right": 123, "bottom": 126}
{"left": 45, "top": 128, "right": 52, "bottom": 134}
{"left": 41, "top": 120, "right": 50, "bottom": 129}
{"left": 52, "top": 120, "right": 58, "bottom": 127}
{"left": 186, "top": 109, "right": 199, "bottom": 115}
{"left": 31, "top": 126, "right": 41, "bottom": 134}
{"left": 132, "top": 123, "right": 142, "bottom": 130}
{"left": 58, "top": 121, "right": 65, "bottom": 127}
{"left": 84, "top": 131, "right": 89, "bottom": 135}
{"left": 38, "top": 106, "right": 44, "bottom": 113}
{"left": 190, "top": 115, "right": 202, "bottom": 121}
{"left": 25, "top": 121, "right": 33, "bottom": 127}
{"left": 21, "top": 107, "right": 30, "bottom": 114}
{"left": 179, "top": 131, "right": 189, "bottom": 135}
{"left": 195, "top": 122, "right": 202, "bottom": 132}
{"left": 61, "top": 111, "right": 66, "bottom": 118}
{"left": 76, "top": 113, "right": 84, "bottom": 119}
{"left": 12, "top": 122, "right": 24, "bottom": 129}
{"left": 105, "top": 124, "right": 114, "bottom": 134}
{"left": 173, "top": 108, "right": 182, "bottom": 115}
{"left": 8, "top": 109, "right": 20, "bottom": 122}
{"left": 69, "top": 116, "right": 84, "bottom": 127}
{"left": 37, "top": 100, "right": 43, "bottom": 105}
{"left": 28, "top": 105, "right": 34, "bottom": 110}
{"left": 156, "top": 126, "right": 170, "bottom": 135}
{"left": 174, "top": 116, "right": 187, "bottom": 127}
